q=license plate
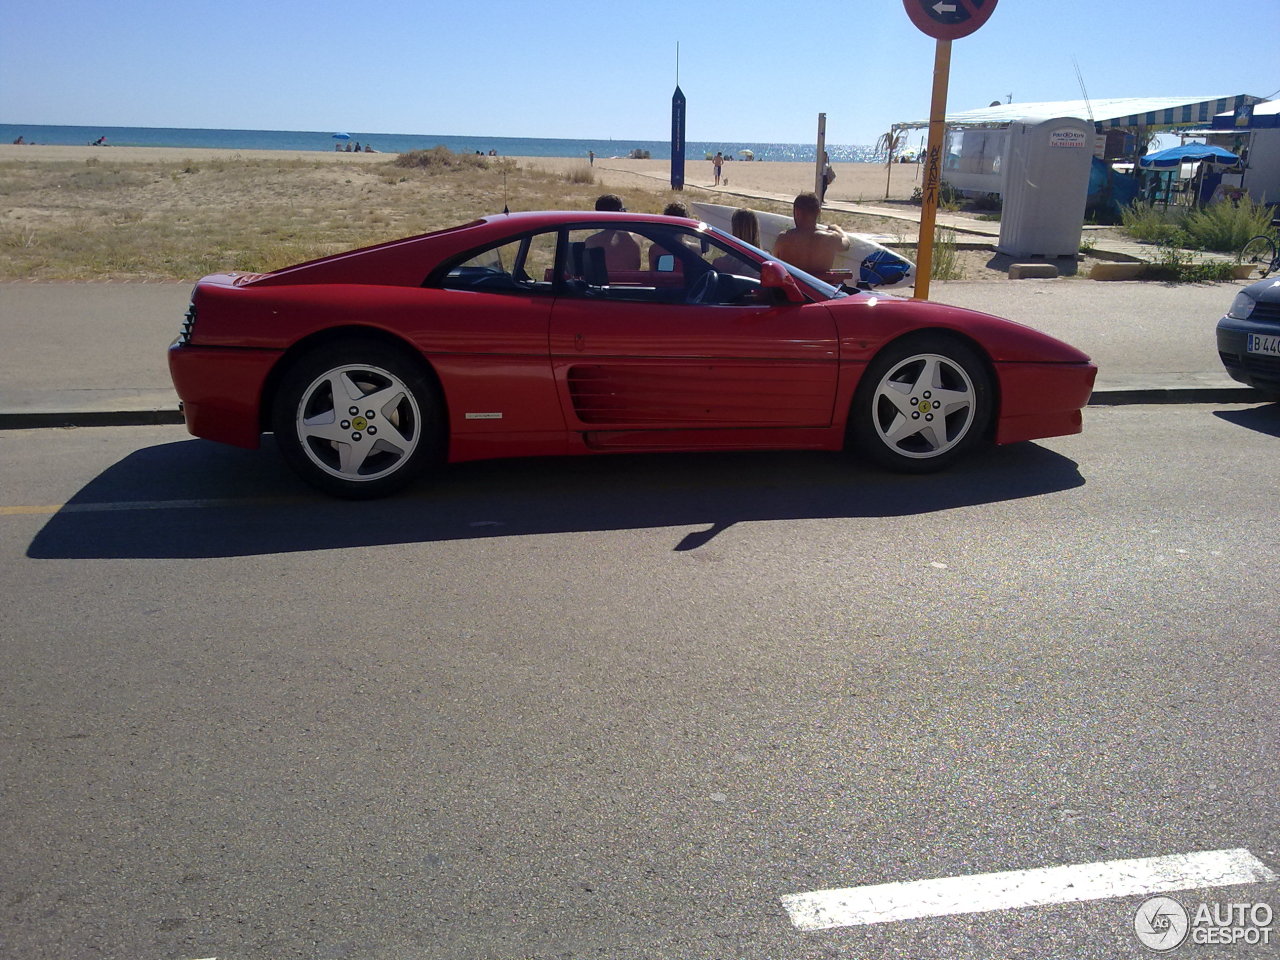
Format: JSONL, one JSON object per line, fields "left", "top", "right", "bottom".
{"left": 1247, "top": 334, "right": 1280, "bottom": 356}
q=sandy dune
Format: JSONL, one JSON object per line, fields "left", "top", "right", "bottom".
{"left": 0, "top": 144, "right": 923, "bottom": 203}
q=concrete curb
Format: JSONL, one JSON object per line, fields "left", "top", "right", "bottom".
{"left": 0, "top": 386, "right": 1269, "bottom": 432}
{"left": 1087, "top": 386, "right": 1268, "bottom": 405}
{"left": 0, "top": 409, "right": 186, "bottom": 430}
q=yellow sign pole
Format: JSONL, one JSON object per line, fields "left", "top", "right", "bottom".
{"left": 913, "top": 38, "right": 951, "bottom": 301}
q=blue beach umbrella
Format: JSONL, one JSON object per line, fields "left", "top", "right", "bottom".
{"left": 1139, "top": 143, "right": 1239, "bottom": 168}
{"left": 332, "top": 132, "right": 351, "bottom": 141}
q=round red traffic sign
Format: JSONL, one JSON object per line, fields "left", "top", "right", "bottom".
{"left": 903, "top": 0, "right": 998, "bottom": 40}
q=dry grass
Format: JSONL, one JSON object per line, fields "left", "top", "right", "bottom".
{"left": 0, "top": 154, "right": 646, "bottom": 281}
{"left": 0, "top": 150, "right": 1003, "bottom": 281}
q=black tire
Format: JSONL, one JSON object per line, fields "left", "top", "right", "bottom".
{"left": 271, "top": 340, "right": 443, "bottom": 498}
{"left": 1240, "top": 235, "right": 1277, "bottom": 279}
{"left": 849, "top": 334, "right": 993, "bottom": 473}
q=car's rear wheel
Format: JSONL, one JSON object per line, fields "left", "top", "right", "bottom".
{"left": 850, "top": 335, "right": 992, "bottom": 472}
{"left": 272, "top": 340, "right": 442, "bottom": 498}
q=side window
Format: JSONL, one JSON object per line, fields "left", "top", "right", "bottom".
{"left": 566, "top": 227, "right": 645, "bottom": 282}
{"left": 705, "top": 239, "right": 761, "bottom": 282}
{"left": 562, "top": 225, "right": 763, "bottom": 306}
{"left": 441, "top": 230, "right": 558, "bottom": 294}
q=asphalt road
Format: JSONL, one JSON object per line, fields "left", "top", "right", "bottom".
{"left": 2, "top": 405, "right": 1278, "bottom": 959}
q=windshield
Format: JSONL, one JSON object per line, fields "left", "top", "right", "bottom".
{"left": 704, "top": 224, "right": 848, "bottom": 300}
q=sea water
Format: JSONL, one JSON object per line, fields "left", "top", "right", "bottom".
{"left": 0, "top": 123, "right": 881, "bottom": 163}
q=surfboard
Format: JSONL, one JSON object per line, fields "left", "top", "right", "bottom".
{"left": 691, "top": 201, "right": 916, "bottom": 289}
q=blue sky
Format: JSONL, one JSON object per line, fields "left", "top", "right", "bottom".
{"left": 3, "top": 0, "right": 1278, "bottom": 146}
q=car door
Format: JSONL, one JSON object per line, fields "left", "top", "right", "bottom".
{"left": 548, "top": 222, "right": 839, "bottom": 438}
{"left": 425, "top": 228, "right": 564, "bottom": 445}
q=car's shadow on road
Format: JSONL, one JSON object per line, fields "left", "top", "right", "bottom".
{"left": 28, "top": 438, "right": 1085, "bottom": 559}
{"left": 1214, "top": 402, "right": 1280, "bottom": 437}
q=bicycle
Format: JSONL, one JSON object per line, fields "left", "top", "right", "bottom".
{"left": 1239, "top": 216, "right": 1280, "bottom": 279}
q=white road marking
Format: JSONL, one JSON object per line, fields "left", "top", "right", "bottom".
{"left": 782, "top": 848, "right": 1278, "bottom": 931}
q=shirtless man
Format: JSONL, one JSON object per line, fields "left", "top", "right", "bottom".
{"left": 772, "top": 192, "right": 849, "bottom": 275}
{"left": 584, "top": 194, "right": 641, "bottom": 272}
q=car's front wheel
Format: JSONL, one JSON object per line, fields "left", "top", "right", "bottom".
{"left": 272, "top": 340, "right": 442, "bottom": 498}
{"left": 850, "top": 335, "right": 992, "bottom": 472}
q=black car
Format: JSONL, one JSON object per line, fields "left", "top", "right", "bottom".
{"left": 1217, "top": 275, "right": 1280, "bottom": 398}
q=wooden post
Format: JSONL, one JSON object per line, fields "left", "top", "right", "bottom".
{"left": 815, "top": 113, "right": 827, "bottom": 201}
{"left": 914, "top": 39, "right": 951, "bottom": 301}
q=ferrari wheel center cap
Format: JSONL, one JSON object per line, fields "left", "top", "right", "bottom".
{"left": 352, "top": 416, "right": 368, "bottom": 431}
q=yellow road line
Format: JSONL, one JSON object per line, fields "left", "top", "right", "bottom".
{"left": 1, "top": 497, "right": 305, "bottom": 516}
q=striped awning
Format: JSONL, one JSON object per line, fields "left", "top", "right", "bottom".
{"left": 1096, "top": 95, "right": 1261, "bottom": 129}
{"left": 898, "top": 95, "right": 1265, "bottom": 131}
{"left": 1212, "top": 99, "right": 1280, "bottom": 130}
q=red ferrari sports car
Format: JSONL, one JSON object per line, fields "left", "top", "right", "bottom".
{"left": 168, "top": 210, "right": 1096, "bottom": 498}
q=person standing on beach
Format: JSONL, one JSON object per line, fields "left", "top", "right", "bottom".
{"left": 820, "top": 151, "right": 835, "bottom": 203}
{"left": 773, "top": 192, "right": 849, "bottom": 276}
{"left": 588, "top": 150, "right": 595, "bottom": 166}
{"left": 712, "top": 151, "right": 724, "bottom": 186}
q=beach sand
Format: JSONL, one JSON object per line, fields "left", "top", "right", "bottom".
{"left": 6, "top": 142, "right": 1026, "bottom": 281}
{"left": 517, "top": 155, "right": 924, "bottom": 204}
{"left": 0, "top": 144, "right": 923, "bottom": 203}
{"left": 0, "top": 143, "right": 392, "bottom": 164}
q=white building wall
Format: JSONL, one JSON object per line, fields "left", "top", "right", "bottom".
{"left": 1243, "top": 129, "right": 1280, "bottom": 205}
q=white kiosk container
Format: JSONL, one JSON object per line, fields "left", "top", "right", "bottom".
{"left": 997, "top": 117, "right": 1094, "bottom": 259}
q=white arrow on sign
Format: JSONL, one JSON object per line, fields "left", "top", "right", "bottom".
{"left": 933, "top": 1, "right": 957, "bottom": 12}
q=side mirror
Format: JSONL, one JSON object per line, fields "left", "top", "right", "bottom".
{"left": 760, "top": 261, "right": 806, "bottom": 303}
{"left": 656, "top": 254, "right": 676, "bottom": 273}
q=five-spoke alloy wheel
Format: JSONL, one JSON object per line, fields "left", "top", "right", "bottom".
{"left": 272, "top": 340, "right": 442, "bottom": 498}
{"left": 851, "top": 335, "right": 992, "bottom": 472}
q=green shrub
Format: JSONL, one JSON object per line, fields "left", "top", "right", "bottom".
{"left": 563, "top": 165, "right": 596, "bottom": 185}
{"left": 909, "top": 180, "right": 964, "bottom": 208}
{"left": 392, "top": 147, "right": 489, "bottom": 171}
{"left": 1181, "top": 197, "right": 1273, "bottom": 252}
{"left": 1120, "top": 201, "right": 1187, "bottom": 244}
{"left": 931, "top": 227, "right": 961, "bottom": 280}
{"left": 1141, "top": 245, "right": 1238, "bottom": 282}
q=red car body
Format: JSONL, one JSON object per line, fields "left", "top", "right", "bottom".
{"left": 169, "top": 211, "right": 1095, "bottom": 496}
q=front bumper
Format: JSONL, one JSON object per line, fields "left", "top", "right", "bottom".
{"left": 1216, "top": 316, "right": 1280, "bottom": 396}
{"left": 994, "top": 360, "right": 1098, "bottom": 445}
{"left": 167, "top": 340, "right": 280, "bottom": 449}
